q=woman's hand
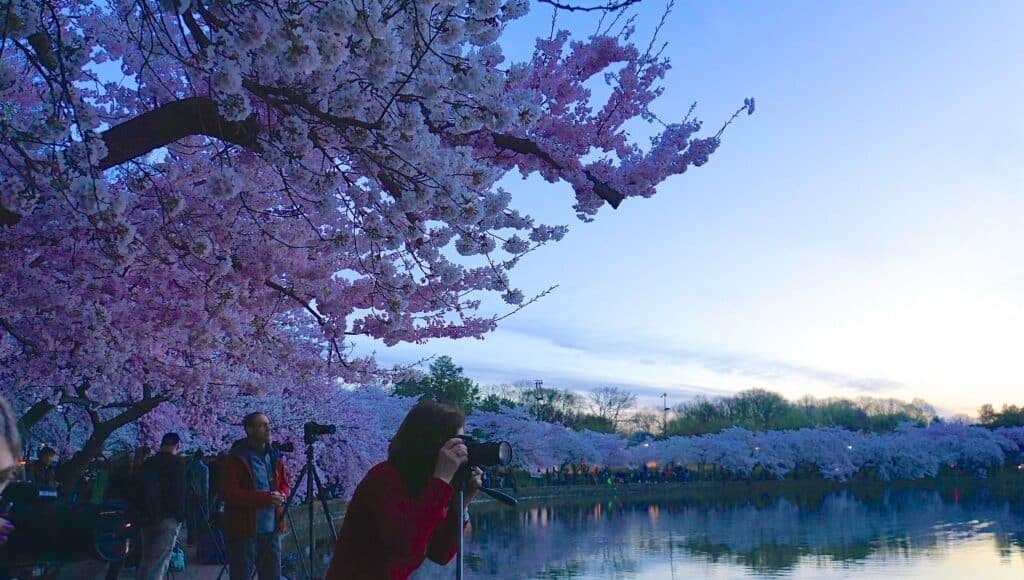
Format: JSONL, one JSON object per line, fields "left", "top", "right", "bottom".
{"left": 463, "top": 467, "right": 484, "bottom": 503}
{"left": 433, "top": 438, "right": 469, "bottom": 484}
{"left": 0, "top": 515, "right": 13, "bottom": 545}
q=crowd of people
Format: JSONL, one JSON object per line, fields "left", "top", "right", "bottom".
{"left": 2, "top": 398, "right": 484, "bottom": 580}
{"left": 6, "top": 412, "right": 288, "bottom": 579}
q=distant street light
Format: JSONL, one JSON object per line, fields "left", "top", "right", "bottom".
{"left": 661, "top": 393, "right": 669, "bottom": 438}
{"left": 534, "top": 379, "right": 544, "bottom": 421}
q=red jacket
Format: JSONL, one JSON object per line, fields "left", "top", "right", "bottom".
{"left": 218, "top": 440, "right": 290, "bottom": 540}
{"left": 326, "top": 462, "right": 465, "bottom": 580}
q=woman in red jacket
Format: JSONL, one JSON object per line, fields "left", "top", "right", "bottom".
{"left": 326, "top": 401, "right": 483, "bottom": 580}
{"left": 0, "top": 394, "right": 20, "bottom": 546}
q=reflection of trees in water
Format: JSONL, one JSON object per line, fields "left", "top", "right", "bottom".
{"left": 413, "top": 487, "right": 1024, "bottom": 578}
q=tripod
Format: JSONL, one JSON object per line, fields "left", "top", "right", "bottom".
{"left": 278, "top": 438, "right": 338, "bottom": 580}
{"left": 196, "top": 499, "right": 229, "bottom": 580}
{"left": 453, "top": 468, "right": 518, "bottom": 580}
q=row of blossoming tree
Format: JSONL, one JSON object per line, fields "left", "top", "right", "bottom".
{"left": 305, "top": 399, "right": 1024, "bottom": 495}
{"left": 22, "top": 379, "right": 1024, "bottom": 499}
{"left": 470, "top": 408, "right": 1024, "bottom": 484}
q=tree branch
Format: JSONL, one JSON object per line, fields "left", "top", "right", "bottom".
{"left": 535, "top": 0, "right": 643, "bottom": 12}
{"left": 243, "top": 82, "right": 379, "bottom": 131}
{"left": 97, "top": 97, "right": 261, "bottom": 170}
{"left": 0, "top": 204, "right": 19, "bottom": 226}
{"left": 0, "top": 317, "right": 40, "bottom": 351}
{"left": 492, "top": 133, "right": 625, "bottom": 208}
{"left": 264, "top": 279, "right": 324, "bottom": 325}
{"left": 57, "top": 393, "right": 167, "bottom": 490}
{"left": 17, "top": 399, "right": 56, "bottom": 434}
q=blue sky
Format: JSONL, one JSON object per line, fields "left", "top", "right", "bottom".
{"left": 360, "top": 0, "right": 1024, "bottom": 416}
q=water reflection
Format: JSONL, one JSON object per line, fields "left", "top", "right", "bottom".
{"left": 412, "top": 485, "right": 1024, "bottom": 578}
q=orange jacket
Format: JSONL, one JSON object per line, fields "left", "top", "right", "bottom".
{"left": 218, "top": 440, "right": 290, "bottom": 540}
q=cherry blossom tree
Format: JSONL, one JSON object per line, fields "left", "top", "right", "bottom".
{"left": 0, "top": 0, "right": 749, "bottom": 482}
{"left": 629, "top": 423, "right": 1021, "bottom": 484}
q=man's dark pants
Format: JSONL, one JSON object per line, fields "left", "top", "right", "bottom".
{"left": 227, "top": 532, "right": 281, "bottom": 580}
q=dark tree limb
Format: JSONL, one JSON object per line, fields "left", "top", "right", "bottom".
{"left": 0, "top": 317, "right": 39, "bottom": 351}
{"left": 97, "top": 97, "right": 262, "bottom": 170}
{"left": 16, "top": 399, "right": 56, "bottom": 435}
{"left": 57, "top": 391, "right": 168, "bottom": 490}
{"left": 536, "top": 0, "right": 643, "bottom": 12}
{"left": 492, "top": 133, "right": 625, "bottom": 208}
{"left": 0, "top": 205, "right": 21, "bottom": 226}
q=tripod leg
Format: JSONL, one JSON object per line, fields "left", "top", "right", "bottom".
{"left": 280, "top": 465, "right": 312, "bottom": 580}
{"left": 197, "top": 501, "right": 230, "bottom": 580}
{"left": 311, "top": 466, "right": 339, "bottom": 542}
{"left": 285, "top": 507, "right": 310, "bottom": 580}
{"left": 456, "top": 489, "right": 465, "bottom": 580}
{"left": 307, "top": 461, "right": 315, "bottom": 578}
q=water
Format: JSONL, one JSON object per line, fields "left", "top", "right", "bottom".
{"left": 412, "top": 484, "right": 1024, "bottom": 579}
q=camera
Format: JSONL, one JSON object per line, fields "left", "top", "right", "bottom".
{"left": 458, "top": 435, "right": 513, "bottom": 467}
{"left": 303, "top": 421, "right": 336, "bottom": 443}
{"left": 272, "top": 441, "right": 295, "bottom": 453}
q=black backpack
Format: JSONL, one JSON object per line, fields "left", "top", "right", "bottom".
{"left": 126, "top": 462, "right": 163, "bottom": 526}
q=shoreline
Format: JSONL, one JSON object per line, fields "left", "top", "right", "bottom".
{"left": 466, "top": 470, "right": 1024, "bottom": 511}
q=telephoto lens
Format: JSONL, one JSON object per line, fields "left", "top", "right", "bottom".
{"left": 272, "top": 441, "right": 295, "bottom": 453}
{"left": 459, "top": 436, "right": 513, "bottom": 467}
{"left": 303, "top": 421, "right": 337, "bottom": 443}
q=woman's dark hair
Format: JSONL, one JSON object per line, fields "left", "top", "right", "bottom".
{"left": 388, "top": 400, "right": 466, "bottom": 495}
{"left": 0, "top": 394, "right": 20, "bottom": 461}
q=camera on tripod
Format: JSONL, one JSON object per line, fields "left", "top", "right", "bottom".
{"left": 303, "top": 421, "right": 336, "bottom": 444}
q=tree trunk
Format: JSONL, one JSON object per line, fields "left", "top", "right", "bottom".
{"left": 57, "top": 396, "right": 166, "bottom": 492}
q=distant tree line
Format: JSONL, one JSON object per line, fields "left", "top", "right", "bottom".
{"left": 666, "top": 389, "right": 937, "bottom": 436}
{"left": 977, "top": 404, "right": 1024, "bottom": 428}
{"left": 396, "top": 358, "right": 1024, "bottom": 441}
{"left": 392, "top": 357, "right": 635, "bottom": 434}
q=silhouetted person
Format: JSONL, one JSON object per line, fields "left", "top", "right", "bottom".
{"left": 135, "top": 433, "right": 186, "bottom": 580}
{"left": 186, "top": 450, "right": 210, "bottom": 546}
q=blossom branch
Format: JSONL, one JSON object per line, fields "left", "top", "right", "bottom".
{"left": 492, "top": 133, "right": 625, "bottom": 207}
{"left": 97, "top": 97, "right": 262, "bottom": 170}
{"left": 0, "top": 317, "right": 40, "bottom": 351}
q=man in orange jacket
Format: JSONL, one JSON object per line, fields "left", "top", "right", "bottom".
{"left": 219, "top": 412, "right": 290, "bottom": 580}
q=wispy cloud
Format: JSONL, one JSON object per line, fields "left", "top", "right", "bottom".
{"left": 363, "top": 322, "right": 909, "bottom": 410}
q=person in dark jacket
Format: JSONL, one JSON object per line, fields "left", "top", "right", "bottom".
{"left": 325, "top": 401, "right": 483, "bottom": 580}
{"left": 219, "top": 412, "right": 290, "bottom": 580}
{"left": 185, "top": 450, "right": 210, "bottom": 546}
{"left": 135, "top": 433, "right": 187, "bottom": 580}
{"left": 27, "top": 446, "right": 58, "bottom": 488}
{"left": 102, "top": 448, "right": 149, "bottom": 580}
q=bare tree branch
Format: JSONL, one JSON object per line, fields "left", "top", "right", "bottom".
{"left": 536, "top": 0, "right": 643, "bottom": 13}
